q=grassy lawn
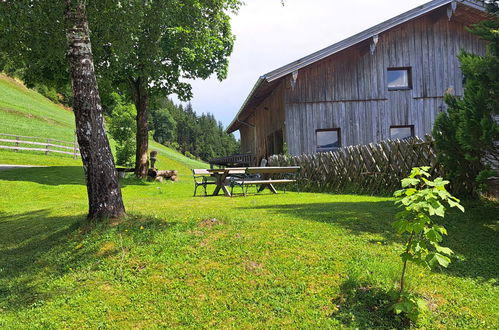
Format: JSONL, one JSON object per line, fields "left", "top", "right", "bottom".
{"left": 0, "top": 163, "right": 497, "bottom": 328}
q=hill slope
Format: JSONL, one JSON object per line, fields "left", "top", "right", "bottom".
{"left": 0, "top": 74, "right": 206, "bottom": 172}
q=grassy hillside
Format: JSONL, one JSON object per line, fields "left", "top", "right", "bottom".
{"left": 0, "top": 73, "right": 206, "bottom": 173}
{"left": 0, "top": 74, "right": 75, "bottom": 141}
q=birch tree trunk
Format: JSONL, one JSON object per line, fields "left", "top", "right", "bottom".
{"left": 65, "top": 0, "right": 126, "bottom": 220}
{"left": 131, "top": 77, "right": 150, "bottom": 178}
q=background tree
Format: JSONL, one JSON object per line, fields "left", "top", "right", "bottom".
{"left": 432, "top": 11, "right": 498, "bottom": 196}
{"left": 88, "top": 0, "right": 242, "bottom": 177}
{"left": 148, "top": 98, "right": 240, "bottom": 161}
{"left": 107, "top": 93, "right": 137, "bottom": 167}
{"left": 0, "top": 0, "right": 242, "bottom": 178}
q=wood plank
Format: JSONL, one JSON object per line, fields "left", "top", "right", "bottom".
{"left": 234, "top": 179, "right": 295, "bottom": 185}
{"left": 0, "top": 138, "right": 79, "bottom": 151}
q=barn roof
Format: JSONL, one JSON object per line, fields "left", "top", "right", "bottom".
{"left": 226, "top": 0, "right": 487, "bottom": 133}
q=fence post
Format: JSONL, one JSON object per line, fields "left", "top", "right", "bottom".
{"left": 15, "top": 136, "right": 19, "bottom": 152}
{"left": 45, "top": 138, "right": 50, "bottom": 155}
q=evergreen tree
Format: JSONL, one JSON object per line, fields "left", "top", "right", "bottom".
{"left": 432, "top": 12, "right": 499, "bottom": 196}
{"left": 148, "top": 97, "right": 239, "bottom": 161}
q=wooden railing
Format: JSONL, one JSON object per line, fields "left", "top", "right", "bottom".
{"left": 209, "top": 153, "right": 256, "bottom": 167}
{"left": 0, "top": 133, "right": 79, "bottom": 158}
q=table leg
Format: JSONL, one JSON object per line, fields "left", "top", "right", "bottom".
{"left": 268, "top": 183, "right": 278, "bottom": 194}
{"left": 212, "top": 173, "right": 232, "bottom": 197}
{"left": 221, "top": 184, "right": 232, "bottom": 197}
{"left": 212, "top": 174, "right": 223, "bottom": 196}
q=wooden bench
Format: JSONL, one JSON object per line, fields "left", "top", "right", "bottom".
{"left": 231, "top": 166, "right": 300, "bottom": 195}
{"left": 192, "top": 169, "right": 217, "bottom": 196}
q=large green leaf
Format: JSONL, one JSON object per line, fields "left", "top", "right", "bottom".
{"left": 435, "top": 245, "right": 454, "bottom": 256}
{"left": 427, "top": 252, "right": 451, "bottom": 268}
{"left": 425, "top": 228, "right": 443, "bottom": 243}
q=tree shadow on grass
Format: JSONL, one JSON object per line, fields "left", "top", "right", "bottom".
{"left": 442, "top": 201, "right": 499, "bottom": 282}
{"left": 239, "top": 200, "right": 499, "bottom": 282}
{"left": 0, "top": 166, "right": 149, "bottom": 187}
{"left": 0, "top": 166, "right": 86, "bottom": 185}
{"left": 331, "top": 278, "right": 409, "bottom": 329}
{"left": 0, "top": 209, "right": 177, "bottom": 311}
{"left": 240, "top": 201, "right": 400, "bottom": 242}
{"left": 0, "top": 209, "right": 83, "bottom": 308}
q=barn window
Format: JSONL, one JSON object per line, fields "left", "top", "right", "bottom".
{"left": 390, "top": 125, "right": 414, "bottom": 140}
{"left": 316, "top": 128, "right": 341, "bottom": 152}
{"left": 387, "top": 68, "right": 412, "bottom": 90}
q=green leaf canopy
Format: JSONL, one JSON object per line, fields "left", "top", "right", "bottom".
{"left": 0, "top": 0, "right": 242, "bottom": 99}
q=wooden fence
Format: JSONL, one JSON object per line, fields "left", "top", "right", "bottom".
{"left": 0, "top": 133, "right": 79, "bottom": 158}
{"left": 268, "top": 136, "right": 463, "bottom": 196}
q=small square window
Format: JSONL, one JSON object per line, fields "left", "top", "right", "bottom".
{"left": 387, "top": 68, "right": 412, "bottom": 90}
{"left": 316, "top": 128, "right": 340, "bottom": 152}
{"left": 390, "top": 125, "right": 414, "bottom": 140}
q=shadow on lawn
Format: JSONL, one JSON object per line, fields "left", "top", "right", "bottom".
{"left": 0, "top": 166, "right": 148, "bottom": 187}
{"left": 241, "top": 200, "right": 498, "bottom": 282}
{"left": 0, "top": 209, "right": 83, "bottom": 308}
{"left": 0, "top": 209, "right": 177, "bottom": 310}
{"left": 0, "top": 166, "right": 85, "bottom": 185}
{"left": 331, "top": 278, "right": 409, "bottom": 329}
{"left": 241, "top": 201, "right": 399, "bottom": 241}
{"left": 442, "top": 201, "right": 499, "bottom": 282}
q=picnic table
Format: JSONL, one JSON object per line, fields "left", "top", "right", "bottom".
{"left": 206, "top": 166, "right": 300, "bottom": 197}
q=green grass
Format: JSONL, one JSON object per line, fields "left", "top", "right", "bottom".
{"left": 0, "top": 166, "right": 497, "bottom": 328}
{"left": 0, "top": 74, "right": 76, "bottom": 141}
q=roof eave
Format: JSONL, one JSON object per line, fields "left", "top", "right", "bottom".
{"left": 226, "top": 77, "right": 266, "bottom": 133}
{"left": 264, "top": 0, "right": 485, "bottom": 82}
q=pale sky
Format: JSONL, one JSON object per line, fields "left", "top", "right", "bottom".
{"left": 174, "top": 0, "right": 429, "bottom": 133}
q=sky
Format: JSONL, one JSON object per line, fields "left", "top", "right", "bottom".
{"left": 174, "top": 0, "right": 429, "bottom": 133}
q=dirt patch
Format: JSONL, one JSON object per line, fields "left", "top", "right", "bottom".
{"left": 199, "top": 238, "right": 210, "bottom": 247}
{"left": 245, "top": 261, "right": 264, "bottom": 273}
{"left": 422, "top": 293, "right": 444, "bottom": 312}
{"left": 199, "top": 218, "right": 221, "bottom": 228}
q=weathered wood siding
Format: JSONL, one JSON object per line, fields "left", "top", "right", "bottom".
{"left": 284, "top": 8, "right": 487, "bottom": 155}
{"left": 239, "top": 124, "right": 255, "bottom": 155}
{"left": 243, "top": 81, "right": 286, "bottom": 162}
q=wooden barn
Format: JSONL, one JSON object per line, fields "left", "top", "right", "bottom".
{"left": 225, "top": 0, "right": 489, "bottom": 163}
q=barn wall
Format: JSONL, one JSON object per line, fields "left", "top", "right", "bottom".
{"left": 284, "top": 8, "right": 487, "bottom": 155}
{"left": 239, "top": 124, "right": 255, "bottom": 155}
{"left": 245, "top": 81, "right": 286, "bottom": 162}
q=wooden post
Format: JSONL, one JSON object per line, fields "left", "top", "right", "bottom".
{"left": 15, "top": 136, "right": 19, "bottom": 152}
{"left": 149, "top": 150, "right": 158, "bottom": 170}
{"left": 45, "top": 138, "right": 51, "bottom": 155}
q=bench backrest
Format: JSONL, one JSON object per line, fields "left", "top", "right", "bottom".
{"left": 246, "top": 166, "right": 300, "bottom": 174}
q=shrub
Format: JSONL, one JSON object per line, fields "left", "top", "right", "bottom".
{"left": 391, "top": 166, "right": 464, "bottom": 322}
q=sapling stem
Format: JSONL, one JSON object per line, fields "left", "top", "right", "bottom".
{"left": 400, "top": 232, "right": 414, "bottom": 295}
